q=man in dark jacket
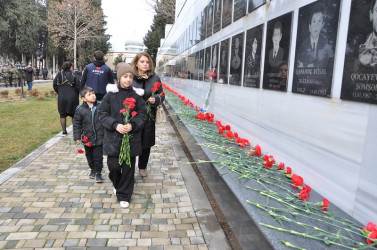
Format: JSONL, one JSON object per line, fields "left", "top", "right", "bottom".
{"left": 25, "top": 64, "right": 33, "bottom": 90}
{"left": 80, "top": 50, "right": 114, "bottom": 100}
{"left": 73, "top": 86, "right": 104, "bottom": 183}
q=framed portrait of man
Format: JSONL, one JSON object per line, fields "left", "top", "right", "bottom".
{"left": 341, "top": 0, "right": 377, "bottom": 104}
{"left": 213, "top": 0, "right": 222, "bottom": 34}
{"left": 219, "top": 38, "right": 230, "bottom": 84}
{"left": 206, "top": 0, "right": 214, "bottom": 38}
{"left": 204, "top": 47, "right": 212, "bottom": 81}
{"left": 263, "top": 12, "right": 292, "bottom": 91}
{"left": 230, "top": 32, "right": 244, "bottom": 86}
{"left": 234, "top": 0, "right": 247, "bottom": 22}
{"left": 199, "top": 49, "right": 205, "bottom": 81}
{"left": 292, "top": 0, "right": 340, "bottom": 97}
{"left": 244, "top": 24, "right": 263, "bottom": 88}
{"left": 222, "top": 0, "right": 232, "bottom": 29}
{"left": 248, "top": 0, "right": 266, "bottom": 13}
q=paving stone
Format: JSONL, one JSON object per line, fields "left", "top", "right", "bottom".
{"left": 86, "top": 238, "right": 107, "bottom": 247}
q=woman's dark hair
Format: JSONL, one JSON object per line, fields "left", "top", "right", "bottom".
{"left": 61, "top": 61, "right": 73, "bottom": 71}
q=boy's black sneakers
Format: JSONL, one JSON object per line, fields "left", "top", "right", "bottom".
{"left": 89, "top": 170, "right": 95, "bottom": 179}
{"left": 95, "top": 173, "right": 103, "bottom": 183}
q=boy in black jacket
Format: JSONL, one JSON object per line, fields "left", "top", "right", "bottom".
{"left": 98, "top": 63, "right": 147, "bottom": 208}
{"left": 73, "top": 86, "right": 104, "bottom": 183}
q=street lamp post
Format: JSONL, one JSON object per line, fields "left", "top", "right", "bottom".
{"left": 15, "top": 63, "right": 25, "bottom": 99}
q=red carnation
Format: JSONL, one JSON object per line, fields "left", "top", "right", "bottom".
{"left": 132, "top": 111, "right": 137, "bottom": 117}
{"left": 367, "top": 230, "right": 377, "bottom": 244}
{"left": 218, "top": 127, "right": 224, "bottom": 135}
{"left": 161, "top": 92, "right": 165, "bottom": 96}
{"left": 255, "top": 145, "right": 261, "bottom": 156}
{"left": 277, "top": 162, "right": 285, "bottom": 170}
{"left": 225, "top": 125, "right": 231, "bottom": 130}
{"left": 291, "top": 174, "right": 303, "bottom": 187}
{"left": 120, "top": 109, "right": 127, "bottom": 114}
{"left": 216, "top": 121, "right": 222, "bottom": 127}
{"left": 86, "top": 142, "right": 92, "bottom": 147}
{"left": 77, "top": 149, "right": 84, "bottom": 154}
{"left": 82, "top": 136, "right": 88, "bottom": 143}
{"left": 298, "top": 185, "right": 311, "bottom": 201}
{"left": 225, "top": 130, "right": 234, "bottom": 139}
{"left": 286, "top": 167, "right": 292, "bottom": 175}
{"left": 364, "top": 222, "right": 377, "bottom": 232}
{"left": 322, "top": 198, "right": 329, "bottom": 211}
{"left": 263, "top": 155, "right": 275, "bottom": 168}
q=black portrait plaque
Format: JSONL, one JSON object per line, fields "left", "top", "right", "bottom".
{"left": 341, "top": 0, "right": 377, "bottom": 104}
{"left": 234, "top": 0, "right": 247, "bottom": 22}
{"left": 248, "top": 0, "right": 266, "bottom": 13}
{"left": 199, "top": 49, "right": 205, "bottom": 81}
{"left": 222, "top": 0, "right": 232, "bottom": 29}
{"left": 263, "top": 12, "right": 292, "bottom": 91}
{"left": 204, "top": 47, "right": 212, "bottom": 81}
{"left": 213, "top": 0, "right": 222, "bottom": 34}
{"left": 244, "top": 24, "right": 263, "bottom": 88}
{"left": 230, "top": 33, "right": 244, "bottom": 86}
{"left": 206, "top": 0, "right": 214, "bottom": 38}
{"left": 293, "top": 0, "right": 340, "bottom": 97}
{"left": 212, "top": 43, "right": 219, "bottom": 82}
{"left": 219, "top": 38, "right": 230, "bottom": 84}
{"left": 200, "top": 9, "right": 206, "bottom": 41}
{"left": 194, "top": 51, "right": 200, "bottom": 80}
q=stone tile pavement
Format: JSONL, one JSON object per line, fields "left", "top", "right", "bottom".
{"left": 0, "top": 119, "right": 231, "bottom": 249}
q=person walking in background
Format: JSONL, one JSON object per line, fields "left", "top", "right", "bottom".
{"left": 98, "top": 63, "right": 147, "bottom": 208}
{"left": 81, "top": 50, "right": 114, "bottom": 100}
{"left": 42, "top": 67, "right": 48, "bottom": 80}
{"left": 73, "top": 86, "right": 104, "bottom": 183}
{"left": 131, "top": 52, "right": 165, "bottom": 177}
{"left": 25, "top": 64, "right": 34, "bottom": 90}
{"left": 35, "top": 67, "right": 40, "bottom": 80}
{"left": 53, "top": 61, "right": 79, "bottom": 136}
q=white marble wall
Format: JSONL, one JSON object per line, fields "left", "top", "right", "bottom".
{"left": 160, "top": 0, "right": 377, "bottom": 225}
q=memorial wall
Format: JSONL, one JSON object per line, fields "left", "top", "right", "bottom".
{"left": 156, "top": 0, "right": 377, "bottom": 225}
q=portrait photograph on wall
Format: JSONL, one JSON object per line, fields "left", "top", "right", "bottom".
{"left": 213, "top": 0, "right": 222, "bottom": 34}
{"left": 292, "top": 0, "right": 341, "bottom": 97}
{"left": 200, "top": 9, "right": 206, "bottom": 41}
{"left": 194, "top": 51, "right": 200, "bottom": 80}
{"left": 219, "top": 38, "right": 230, "bottom": 84}
{"left": 234, "top": 0, "right": 247, "bottom": 22}
{"left": 263, "top": 12, "right": 292, "bottom": 91}
{"left": 199, "top": 49, "right": 205, "bottom": 81}
{"left": 204, "top": 46, "right": 212, "bottom": 81}
{"left": 230, "top": 33, "right": 244, "bottom": 86}
{"left": 212, "top": 43, "right": 219, "bottom": 82}
{"left": 244, "top": 24, "right": 264, "bottom": 88}
{"left": 341, "top": 0, "right": 377, "bottom": 104}
{"left": 206, "top": 0, "right": 214, "bottom": 38}
{"left": 222, "top": 0, "right": 232, "bottom": 29}
{"left": 248, "top": 0, "right": 266, "bottom": 13}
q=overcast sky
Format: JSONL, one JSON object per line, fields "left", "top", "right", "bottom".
{"left": 101, "top": 0, "right": 155, "bottom": 52}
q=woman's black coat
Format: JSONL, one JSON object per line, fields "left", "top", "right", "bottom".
{"left": 53, "top": 70, "right": 79, "bottom": 115}
{"left": 98, "top": 85, "right": 147, "bottom": 157}
{"left": 132, "top": 73, "right": 164, "bottom": 149}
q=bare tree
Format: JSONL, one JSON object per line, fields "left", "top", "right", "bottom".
{"left": 47, "top": 0, "right": 105, "bottom": 68}
{"left": 145, "top": 0, "right": 175, "bottom": 22}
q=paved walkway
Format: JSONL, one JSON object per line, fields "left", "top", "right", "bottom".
{"left": 0, "top": 118, "right": 231, "bottom": 249}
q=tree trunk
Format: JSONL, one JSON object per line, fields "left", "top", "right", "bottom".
{"left": 74, "top": 5, "right": 77, "bottom": 69}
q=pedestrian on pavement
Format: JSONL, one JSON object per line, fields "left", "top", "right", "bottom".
{"left": 73, "top": 86, "right": 104, "bottom": 183}
{"left": 98, "top": 63, "right": 147, "bottom": 208}
{"left": 25, "top": 64, "right": 34, "bottom": 90}
{"left": 81, "top": 50, "right": 114, "bottom": 100}
{"left": 42, "top": 67, "right": 48, "bottom": 80}
{"left": 35, "top": 67, "right": 40, "bottom": 80}
{"left": 131, "top": 52, "right": 164, "bottom": 177}
{"left": 53, "top": 61, "right": 80, "bottom": 136}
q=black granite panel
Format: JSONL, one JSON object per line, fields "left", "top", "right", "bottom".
{"left": 230, "top": 32, "right": 244, "bottom": 86}
{"left": 244, "top": 24, "right": 264, "bottom": 88}
{"left": 341, "top": 0, "right": 377, "bottom": 104}
{"left": 219, "top": 38, "right": 230, "bottom": 84}
{"left": 263, "top": 12, "right": 292, "bottom": 91}
{"left": 293, "top": 0, "right": 341, "bottom": 97}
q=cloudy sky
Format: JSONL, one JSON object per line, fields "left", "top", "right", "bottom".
{"left": 101, "top": 0, "right": 155, "bottom": 51}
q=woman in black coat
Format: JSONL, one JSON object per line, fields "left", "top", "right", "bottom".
{"left": 131, "top": 52, "right": 165, "bottom": 177}
{"left": 53, "top": 61, "right": 79, "bottom": 136}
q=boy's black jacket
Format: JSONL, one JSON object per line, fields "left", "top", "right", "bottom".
{"left": 73, "top": 100, "right": 104, "bottom": 146}
{"left": 98, "top": 85, "right": 147, "bottom": 157}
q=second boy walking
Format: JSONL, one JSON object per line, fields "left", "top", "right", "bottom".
{"left": 73, "top": 86, "right": 104, "bottom": 183}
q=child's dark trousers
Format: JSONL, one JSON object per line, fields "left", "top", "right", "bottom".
{"left": 84, "top": 145, "right": 103, "bottom": 173}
